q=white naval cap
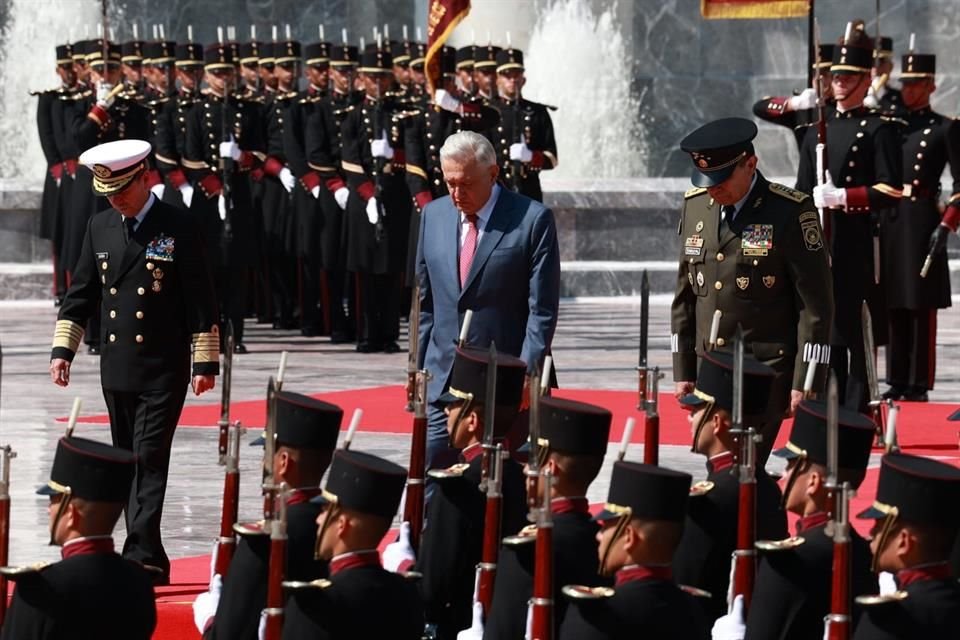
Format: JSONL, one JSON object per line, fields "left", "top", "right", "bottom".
{"left": 78, "top": 139, "right": 152, "bottom": 195}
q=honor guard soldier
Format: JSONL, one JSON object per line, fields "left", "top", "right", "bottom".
{"left": 493, "top": 48, "right": 557, "bottom": 203}
{"left": 673, "top": 351, "right": 788, "bottom": 621}
{"left": 672, "top": 117, "right": 833, "bottom": 462}
{"left": 865, "top": 36, "right": 906, "bottom": 117}
{"left": 282, "top": 449, "right": 425, "bottom": 639}
{"left": 238, "top": 40, "right": 262, "bottom": 98}
{"left": 409, "top": 42, "right": 430, "bottom": 102}
{"left": 559, "top": 462, "right": 710, "bottom": 640}
{"left": 881, "top": 51, "right": 960, "bottom": 402}
{"left": 752, "top": 44, "right": 835, "bottom": 151}
{"left": 194, "top": 392, "right": 343, "bottom": 639}
{"left": 472, "top": 44, "right": 501, "bottom": 102}
{"left": 484, "top": 397, "right": 613, "bottom": 639}
{"left": 390, "top": 38, "right": 414, "bottom": 96}
{"left": 121, "top": 39, "right": 146, "bottom": 92}
{"left": 142, "top": 39, "right": 176, "bottom": 101}
{"left": 0, "top": 437, "right": 156, "bottom": 639}
{"left": 853, "top": 454, "right": 960, "bottom": 639}
{"left": 456, "top": 45, "right": 476, "bottom": 96}
{"left": 183, "top": 43, "right": 265, "bottom": 353}
{"left": 259, "top": 40, "right": 279, "bottom": 93}
{"left": 383, "top": 346, "right": 529, "bottom": 640}
{"left": 71, "top": 39, "right": 93, "bottom": 87}
{"left": 797, "top": 24, "right": 903, "bottom": 412}
{"left": 340, "top": 43, "right": 412, "bottom": 353}
{"left": 49, "top": 139, "right": 220, "bottom": 585}
{"left": 714, "top": 400, "right": 877, "bottom": 640}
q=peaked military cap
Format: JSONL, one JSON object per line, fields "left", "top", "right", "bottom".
{"left": 204, "top": 43, "right": 236, "bottom": 70}
{"left": 831, "top": 24, "right": 874, "bottom": 74}
{"left": 773, "top": 400, "right": 876, "bottom": 487}
{"left": 175, "top": 43, "right": 204, "bottom": 67}
{"left": 72, "top": 40, "right": 91, "bottom": 62}
{"left": 595, "top": 462, "right": 691, "bottom": 523}
{"left": 79, "top": 139, "right": 152, "bottom": 195}
{"left": 239, "top": 41, "right": 261, "bottom": 65}
{"left": 439, "top": 346, "right": 527, "bottom": 410}
{"left": 496, "top": 47, "right": 524, "bottom": 73}
{"left": 410, "top": 42, "right": 427, "bottom": 68}
{"left": 121, "top": 40, "right": 145, "bottom": 63}
{"left": 813, "top": 43, "right": 835, "bottom": 69}
{"left": 858, "top": 453, "right": 960, "bottom": 528}
{"left": 56, "top": 44, "right": 73, "bottom": 65}
{"left": 532, "top": 397, "right": 612, "bottom": 457}
{"left": 473, "top": 44, "right": 502, "bottom": 69}
{"left": 37, "top": 437, "right": 136, "bottom": 503}
{"left": 87, "top": 40, "right": 122, "bottom": 68}
{"left": 275, "top": 40, "right": 302, "bottom": 64}
{"left": 251, "top": 391, "right": 343, "bottom": 450}
{"left": 359, "top": 44, "right": 393, "bottom": 73}
{"left": 901, "top": 53, "right": 935, "bottom": 79}
{"left": 456, "top": 45, "right": 475, "bottom": 69}
{"left": 304, "top": 41, "right": 331, "bottom": 66}
{"left": 680, "top": 117, "right": 757, "bottom": 187}
{"left": 875, "top": 35, "right": 894, "bottom": 58}
{"left": 313, "top": 450, "right": 407, "bottom": 519}
{"left": 679, "top": 348, "right": 775, "bottom": 415}
{"left": 391, "top": 39, "right": 413, "bottom": 65}
{"left": 144, "top": 40, "right": 176, "bottom": 65}
{"left": 330, "top": 44, "right": 359, "bottom": 67}
{"left": 259, "top": 41, "right": 275, "bottom": 65}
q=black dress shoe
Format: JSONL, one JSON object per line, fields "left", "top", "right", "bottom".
{"left": 382, "top": 341, "right": 402, "bottom": 354}
{"left": 234, "top": 343, "right": 248, "bottom": 354}
{"left": 902, "top": 388, "right": 929, "bottom": 402}
{"left": 141, "top": 564, "right": 170, "bottom": 586}
{"left": 881, "top": 386, "right": 907, "bottom": 400}
{"left": 301, "top": 326, "right": 322, "bottom": 337}
{"left": 330, "top": 331, "right": 354, "bottom": 344}
{"left": 356, "top": 342, "right": 380, "bottom": 353}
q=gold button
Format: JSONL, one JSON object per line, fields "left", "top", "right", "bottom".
{"left": 109, "top": 310, "right": 117, "bottom": 319}
{"left": 137, "top": 287, "right": 145, "bottom": 295}
{"left": 914, "top": 164, "right": 921, "bottom": 171}
{"left": 851, "top": 145, "right": 858, "bottom": 152}
{"left": 848, "top": 161, "right": 855, "bottom": 167}
{"left": 860, "top": 120, "right": 867, "bottom": 126}
{"left": 136, "top": 311, "right": 144, "bottom": 319}
{"left": 924, "top": 128, "right": 931, "bottom": 135}
{"left": 917, "top": 153, "right": 923, "bottom": 160}
{"left": 101, "top": 261, "right": 108, "bottom": 270}
{"left": 716, "top": 252, "right": 724, "bottom": 262}
{"left": 146, "top": 262, "right": 155, "bottom": 270}
{"left": 753, "top": 260, "right": 759, "bottom": 266}
{"left": 109, "top": 334, "right": 116, "bottom": 342}
{"left": 714, "top": 281, "right": 722, "bottom": 291}
{"left": 110, "top": 287, "right": 118, "bottom": 295}
{"left": 920, "top": 141, "right": 927, "bottom": 147}
{"left": 135, "top": 335, "right": 144, "bottom": 343}
{"left": 856, "top": 132, "right": 864, "bottom": 138}
{"left": 716, "top": 337, "right": 726, "bottom": 347}
{"left": 778, "top": 349, "right": 784, "bottom": 356}
{"left": 845, "top": 176, "right": 853, "bottom": 183}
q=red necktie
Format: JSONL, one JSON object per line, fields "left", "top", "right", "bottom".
{"left": 459, "top": 214, "right": 478, "bottom": 288}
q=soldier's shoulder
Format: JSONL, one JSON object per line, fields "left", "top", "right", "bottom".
{"left": 683, "top": 187, "right": 708, "bottom": 200}
{"left": 767, "top": 181, "right": 810, "bottom": 204}
{"left": 522, "top": 98, "right": 557, "bottom": 112}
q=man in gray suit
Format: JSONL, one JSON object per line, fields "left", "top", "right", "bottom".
{"left": 415, "top": 130, "right": 560, "bottom": 471}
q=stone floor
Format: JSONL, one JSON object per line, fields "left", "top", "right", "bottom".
{"left": 3, "top": 297, "right": 960, "bottom": 565}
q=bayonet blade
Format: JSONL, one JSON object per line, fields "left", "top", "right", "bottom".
{"left": 639, "top": 270, "right": 649, "bottom": 369}
{"left": 827, "top": 372, "right": 839, "bottom": 484}
{"left": 732, "top": 325, "right": 744, "bottom": 432}
{"left": 483, "top": 342, "right": 498, "bottom": 446}
{"left": 861, "top": 301, "right": 880, "bottom": 402}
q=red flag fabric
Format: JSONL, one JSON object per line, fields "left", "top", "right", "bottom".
{"left": 425, "top": 0, "right": 471, "bottom": 92}
{"left": 701, "top": 0, "right": 809, "bottom": 19}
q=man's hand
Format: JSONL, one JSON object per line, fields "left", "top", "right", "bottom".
{"left": 787, "top": 87, "right": 817, "bottom": 112}
{"left": 383, "top": 521, "right": 417, "bottom": 572}
{"left": 509, "top": 141, "right": 533, "bottom": 163}
{"left": 927, "top": 223, "right": 951, "bottom": 259}
{"left": 150, "top": 183, "right": 166, "bottom": 200}
{"left": 813, "top": 171, "right": 846, "bottom": 210}
{"left": 334, "top": 186, "right": 350, "bottom": 210}
{"left": 366, "top": 197, "right": 380, "bottom": 225}
{"left": 96, "top": 82, "right": 116, "bottom": 109}
{"left": 178, "top": 184, "right": 194, "bottom": 209}
{"left": 278, "top": 167, "right": 295, "bottom": 193}
{"left": 370, "top": 138, "right": 394, "bottom": 160}
{"left": 675, "top": 381, "right": 695, "bottom": 401}
{"left": 192, "top": 375, "right": 216, "bottom": 396}
{"left": 788, "top": 389, "right": 804, "bottom": 416}
{"left": 50, "top": 358, "right": 71, "bottom": 387}
{"left": 711, "top": 594, "right": 746, "bottom": 640}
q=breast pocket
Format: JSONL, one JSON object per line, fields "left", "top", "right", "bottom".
{"left": 686, "top": 255, "right": 708, "bottom": 297}
{"left": 735, "top": 253, "right": 785, "bottom": 300}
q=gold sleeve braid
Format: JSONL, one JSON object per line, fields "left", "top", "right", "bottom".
{"left": 191, "top": 330, "right": 220, "bottom": 364}
{"left": 52, "top": 320, "right": 84, "bottom": 353}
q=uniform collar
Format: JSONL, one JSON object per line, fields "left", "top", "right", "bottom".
{"left": 61, "top": 535, "right": 115, "bottom": 560}
{"left": 615, "top": 564, "right": 673, "bottom": 587}
{"left": 461, "top": 442, "right": 484, "bottom": 463}
{"left": 287, "top": 488, "right": 323, "bottom": 506}
{"left": 896, "top": 562, "right": 953, "bottom": 588}
{"left": 707, "top": 451, "right": 735, "bottom": 474}
{"left": 727, "top": 172, "right": 758, "bottom": 219}
{"left": 329, "top": 549, "right": 380, "bottom": 577}
{"left": 551, "top": 496, "right": 589, "bottom": 515}
{"left": 795, "top": 511, "right": 830, "bottom": 535}
{"left": 121, "top": 192, "right": 155, "bottom": 231}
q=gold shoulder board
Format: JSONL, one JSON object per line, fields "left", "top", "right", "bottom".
{"left": 755, "top": 536, "right": 805, "bottom": 552}
{"left": 855, "top": 591, "right": 909, "bottom": 606}
{"left": 684, "top": 187, "right": 707, "bottom": 199}
{"left": 283, "top": 578, "right": 332, "bottom": 591}
{"left": 0, "top": 562, "right": 49, "bottom": 578}
{"left": 427, "top": 463, "right": 470, "bottom": 479}
{"left": 562, "top": 584, "right": 615, "bottom": 600}
{"left": 503, "top": 525, "right": 538, "bottom": 546}
{"left": 880, "top": 116, "right": 908, "bottom": 126}
{"left": 690, "top": 480, "right": 714, "bottom": 497}
{"left": 769, "top": 182, "right": 808, "bottom": 203}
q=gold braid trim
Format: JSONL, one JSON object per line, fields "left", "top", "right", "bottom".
{"left": 341, "top": 160, "right": 365, "bottom": 175}
{"left": 53, "top": 320, "right": 84, "bottom": 353}
{"left": 308, "top": 162, "right": 338, "bottom": 172}
{"left": 192, "top": 331, "right": 220, "bottom": 363}
{"left": 873, "top": 183, "right": 903, "bottom": 199}
{"left": 405, "top": 164, "right": 428, "bottom": 180}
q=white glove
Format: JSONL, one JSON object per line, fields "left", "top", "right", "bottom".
{"left": 812, "top": 171, "right": 847, "bottom": 210}
{"left": 524, "top": 603, "right": 533, "bottom": 640}
{"left": 258, "top": 609, "right": 267, "bottom": 640}
{"left": 509, "top": 141, "right": 533, "bottom": 163}
{"left": 178, "top": 183, "right": 194, "bottom": 209}
{"left": 864, "top": 90, "right": 880, "bottom": 109}
{"left": 435, "top": 88, "right": 461, "bottom": 113}
{"left": 334, "top": 186, "right": 350, "bottom": 211}
{"left": 310, "top": 185, "right": 320, "bottom": 199}
{"left": 150, "top": 183, "right": 165, "bottom": 200}
{"left": 456, "top": 600, "right": 485, "bottom": 640}
{"left": 219, "top": 138, "right": 242, "bottom": 161}
{"left": 711, "top": 594, "right": 746, "bottom": 640}
{"left": 218, "top": 194, "right": 228, "bottom": 221}
{"left": 191, "top": 574, "right": 223, "bottom": 634}
{"left": 278, "top": 167, "right": 295, "bottom": 193}
{"left": 788, "top": 87, "right": 818, "bottom": 112}
{"left": 96, "top": 82, "right": 115, "bottom": 108}
{"left": 366, "top": 197, "right": 380, "bottom": 225}
{"left": 878, "top": 571, "right": 897, "bottom": 595}
{"left": 208, "top": 541, "right": 219, "bottom": 584}
{"left": 370, "top": 137, "right": 394, "bottom": 160}
{"left": 383, "top": 521, "right": 417, "bottom": 572}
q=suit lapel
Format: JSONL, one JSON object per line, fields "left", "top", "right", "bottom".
{"left": 109, "top": 205, "right": 159, "bottom": 286}
{"left": 446, "top": 201, "right": 460, "bottom": 293}
{"left": 460, "top": 191, "right": 508, "bottom": 296}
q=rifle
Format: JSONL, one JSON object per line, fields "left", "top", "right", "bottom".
{"left": 476, "top": 343, "right": 501, "bottom": 618}
{"left": 217, "top": 27, "right": 234, "bottom": 253}
{"left": 529, "top": 467, "right": 554, "bottom": 640}
{"left": 0, "top": 445, "right": 15, "bottom": 628}
{"left": 405, "top": 286, "right": 421, "bottom": 412}
{"left": 263, "top": 483, "right": 289, "bottom": 640}
{"left": 638, "top": 270, "right": 662, "bottom": 464}
{"left": 813, "top": 19, "right": 832, "bottom": 246}
{"left": 262, "top": 377, "right": 279, "bottom": 521}
{"left": 372, "top": 64, "right": 388, "bottom": 244}
{"left": 824, "top": 373, "right": 853, "bottom": 640}
{"left": 214, "top": 417, "right": 244, "bottom": 577}
{"left": 861, "top": 301, "right": 886, "bottom": 445}
{"left": 403, "top": 369, "right": 429, "bottom": 551}
{"left": 217, "top": 320, "right": 235, "bottom": 465}
{"left": 509, "top": 97, "right": 523, "bottom": 193}
{"left": 526, "top": 368, "right": 543, "bottom": 513}
{"left": 729, "top": 327, "right": 758, "bottom": 613}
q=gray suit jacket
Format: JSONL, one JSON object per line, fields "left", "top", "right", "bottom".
{"left": 416, "top": 188, "right": 561, "bottom": 403}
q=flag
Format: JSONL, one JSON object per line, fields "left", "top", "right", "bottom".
{"left": 425, "top": 0, "right": 470, "bottom": 93}
{"left": 701, "top": 0, "right": 809, "bottom": 19}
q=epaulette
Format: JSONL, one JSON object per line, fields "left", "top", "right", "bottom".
{"left": 333, "top": 105, "right": 356, "bottom": 116}
{"left": 855, "top": 591, "right": 908, "bottom": 606}
{"left": 233, "top": 520, "right": 269, "bottom": 536}
{"left": 503, "top": 524, "right": 537, "bottom": 546}
{"left": 0, "top": 562, "right": 50, "bottom": 579}
{"left": 562, "top": 584, "right": 615, "bottom": 601}
{"left": 684, "top": 187, "right": 707, "bottom": 200}
{"left": 61, "top": 89, "right": 92, "bottom": 101}
{"left": 391, "top": 109, "right": 422, "bottom": 122}
{"left": 401, "top": 570, "right": 423, "bottom": 582}
{"left": 427, "top": 462, "right": 470, "bottom": 479}
{"left": 755, "top": 536, "right": 805, "bottom": 552}
{"left": 29, "top": 88, "right": 57, "bottom": 96}
{"left": 679, "top": 585, "right": 712, "bottom": 599}
{"left": 283, "top": 578, "right": 332, "bottom": 591}
{"left": 689, "top": 480, "right": 714, "bottom": 496}
{"left": 768, "top": 182, "right": 808, "bottom": 203}
{"left": 880, "top": 115, "right": 908, "bottom": 126}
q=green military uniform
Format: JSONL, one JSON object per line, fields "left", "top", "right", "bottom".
{"left": 671, "top": 118, "right": 833, "bottom": 462}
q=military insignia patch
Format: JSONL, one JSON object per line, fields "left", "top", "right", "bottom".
{"left": 801, "top": 220, "right": 823, "bottom": 251}
{"left": 152, "top": 280, "right": 162, "bottom": 292}
{"left": 736, "top": 276, "right": 749, "bottom": 290}
{"left": 741, "top": 224, "right": 773, "bottom": 256}
{"left": 695, "top": 220, "right": 704, "bottom": 232}
{"left": 96, "top": 252, "right": 109, "bottom": 261}
{"left": 145, "top": 234, "right": 175, "bottom": 262}
{"left": 688, "top": 272, "right": 694, "bottom": 285}
{"left": 684, "top": 235, "right": 704, "bottom": 256}
{"left": 763, "top": 275, "right": 776, "bottom": 288}
{"left": 696, "top": 271, "right": 704, "bottom": 287}
{"left": 152, "top": 268, "right": 164, "bottom": 280}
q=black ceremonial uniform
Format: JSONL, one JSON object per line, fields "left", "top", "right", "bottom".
{"left": 852, "top": 567, "right": 960, "bottom": 640}
{"left": 493, "top": 97, "right": 556, "bottom": 203}
{"left": 154, "top": 85, "right": 200, "bottom": 206}
{"left": 36, "top": 79, "right": 68, "bottom": 299}
{"left": 51, "top": 82, "right": 85, "bottom": 277}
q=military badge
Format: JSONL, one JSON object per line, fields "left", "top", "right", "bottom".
{"left": 684, "top": 235, "right": 704, "bottom": 256}
{"left": 736, "top": 276, "right": 750, "bottom": 290}
{"left": 688, "top": 272, "right": 694, "bottom": 285}
{"left": 152, "top": 280, "right": 162, "bottom": 292}
{"left": 741, "top": 224, "right": 773, "bottom": 257}
{"left": 801, "top": 220, "right": 823, "bottom": 252}
{"left": 153, "top": 268, "right": 164, "bottom": 280}
{"left": 696, "top": 271, "right": 704, "bottom": 287}
{"left": 101, "top": 262, "right": 108, "bottom": 271}
{"left": 96, "top": 252, "right": 109, "bottom": 261}
{"left": 763, "top": 275, "right": 776, "bottom": 288}
{"left": 695, "top": 220, "right": 704, "bottom": 232}
{"left": 145, "top": 234, "right": 175, "bottom": 262}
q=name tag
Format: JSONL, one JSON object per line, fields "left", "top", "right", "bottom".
{"left": 684, "top": 235, "right": 704, "bottom": 256}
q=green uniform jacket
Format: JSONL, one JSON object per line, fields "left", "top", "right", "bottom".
{"left": 670, "top": 172, "right": 833, "bottom": 391}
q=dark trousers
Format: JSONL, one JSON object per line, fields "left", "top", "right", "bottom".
{"left": 327, "top": 269, "right": 353, "bottom": 338}
{"left": 301, "top": 251, "right": 325, "bottom": 333}
{"left": 830, "top": 342, "right": 869, "bottom": 413}
{"left": 103, "top": 386, "right": 187, "bottom": 574}
{"left": 218, "top": 265, "right": 248, "bottom": 345}
{"left": 887, "top": 308, "right": 937, "bottom": 391}
{"left": 358, "top": 272, "right": 400, "bottom": 348}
